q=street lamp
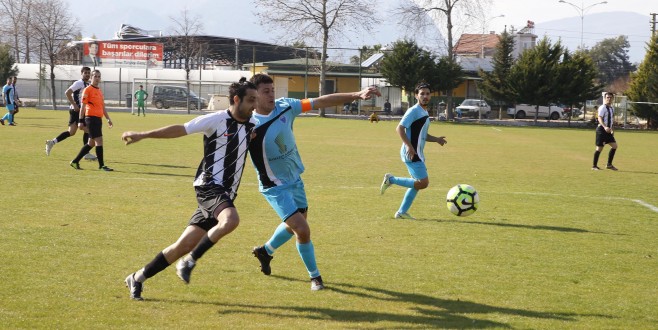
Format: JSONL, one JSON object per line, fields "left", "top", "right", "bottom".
{"left": 465, "top": 13, "right": 505, "bottom": 58}
{"left": 558, "top": 0, "right": 608, "bottom": 49}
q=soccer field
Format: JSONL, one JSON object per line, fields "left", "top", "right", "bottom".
{"left": 1, "top": 109, "right": 657, "bottom": 329}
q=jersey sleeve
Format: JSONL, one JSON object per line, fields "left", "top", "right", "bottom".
{"left": 597, "top": 105, "right": 606, "bottom": 117}
{"left": 277, "top": 98, "right": 305, "bottom": 116}
{"left": 69, "top": 80, "right": 84, "bottom": 92}
{"left": 81, "top": 87, "right": 89, "bottom": 104}
{"left": 399, "top": 107, "right": 418, "bottom": 128}
{"left": 184, "top": 111, "right": 221, "bottom": 136}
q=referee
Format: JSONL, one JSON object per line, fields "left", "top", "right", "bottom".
{"left": 592, "top": 92, "right": 618, "bottom": 171}
{"left": 70, "top": 69, "right": 114, "bottom": 171}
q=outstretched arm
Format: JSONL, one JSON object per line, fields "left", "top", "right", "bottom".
{"left": 312, "top": 86, "right": 381, "bottom": 109}
{"left": 122, "top": 125, "right": 187, "bottom": 145}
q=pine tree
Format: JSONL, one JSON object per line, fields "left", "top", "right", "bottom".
{"left": 0, "top": 44, "right": 19, "bottom": 81}
{"left": 478, "top": 31, "right": 515, "bottom": 119}
{"left": 430, "top": 56, "right": 463, "bottom": 98}
{"left": 508, "top": 37, "right": 564, "bottom": 124}
{"left": 626, "top": 34, "right": 658, "bottom": 129}
{"left": 556, "top": 49, "right": 602, "bottom": 125}
{"left": 380, "top": 39, "right": 436, "bottom": 106}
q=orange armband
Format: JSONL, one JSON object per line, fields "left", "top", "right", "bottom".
{"left": 301, "top": 98, "right": 314, "bottom": 112}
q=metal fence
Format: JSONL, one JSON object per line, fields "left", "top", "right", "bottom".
{"left": 16, "top": 78, "right": 233, "bottom": 109}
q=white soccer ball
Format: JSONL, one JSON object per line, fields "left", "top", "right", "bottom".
{"left": 446, "top": 184, "right": 479, "bottom": 217}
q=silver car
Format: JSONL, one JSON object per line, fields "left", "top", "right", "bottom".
{"left": 455, "top": 99, "right": 491, "bottom": 118}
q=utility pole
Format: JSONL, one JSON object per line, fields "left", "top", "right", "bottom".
{"left": 651, "top": 13, "right": 657, "bottom": 37}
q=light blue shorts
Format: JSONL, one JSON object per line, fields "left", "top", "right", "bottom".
{"left": 405, "top": 161, "right": 428, "bottom": 180}
{"left": 261, "top": 179, "right": 308, "bottom": 221}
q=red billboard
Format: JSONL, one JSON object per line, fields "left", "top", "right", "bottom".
{"left": 83, "top": 41, "right": 163, "bottom": 69}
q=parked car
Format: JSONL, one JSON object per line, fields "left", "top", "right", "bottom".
{"left": 507, "top": 104, "right": 564, "bottom": 120}
{"left": 561, "top": 104, "right": 582, "bottom": 118}
{"left": 455, "top": 99, "right": 491, "bottom": 118}
{"left": 151, "top": 85, "right": 208, "bottom": 110}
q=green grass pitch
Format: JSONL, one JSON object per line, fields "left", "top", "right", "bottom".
{"left": 1, "top": 109, "right": 657, "bottom": 329}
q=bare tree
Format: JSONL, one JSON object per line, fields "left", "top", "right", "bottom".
{"left": 397, "top": 0, "right": 489, "bottom": 119}
{"left": 169, "top": 8, "right": 204, "bottom": 113}
{"left": 255, "top": 0, "right": 377, "bottom": 116}
{"left": 31, "top": 0, "right": 79, "bottom": 109}
{"left": 21, "top": 0, "right": 36, "bottom": 63}
{"left": 0, "top": 0, "right": 34, "bottom": 62}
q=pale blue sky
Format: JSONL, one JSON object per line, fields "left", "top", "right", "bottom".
{"left": 66, "top": 0, "right": 653, "bottom": 62}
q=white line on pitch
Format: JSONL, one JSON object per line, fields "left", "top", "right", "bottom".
{"left": 504, "top": 191, "right": 658, "bottom": 213}
{"left": 630, "top": 199, "right": 658, "bottom": 213}
{"left": 491, "top": 127, "right": 502, "bottom": 132}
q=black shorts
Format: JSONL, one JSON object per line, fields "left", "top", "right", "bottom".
{"left": 187, "top": 184, "right": 235, "bottom": 231}
{"left": 595, "top": 126, "right": 616, "bottom": 146}
{"left": 85, "top": 116, "right": 103, "bottom": 139}
{"left": 68, "top": 109, "right": 85, "bottom": 126}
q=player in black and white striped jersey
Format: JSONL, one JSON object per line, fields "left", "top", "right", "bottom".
{"left": 45, "top": 66, "right": 97, "bottom": 161}
{"left": 121, "top": 78, "right": 258, "bottom": 301}
{"left": 592, "top": 92, "right": 619, "bottom": 171}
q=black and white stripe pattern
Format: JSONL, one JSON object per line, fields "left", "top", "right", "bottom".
{"left": 186, "top": 110, "right": 256, "bottom": 200}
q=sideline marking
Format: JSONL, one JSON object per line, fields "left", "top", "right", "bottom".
{"left": 630, "top": 199, "right": 658, "bottom": 213}
{"left": 491, "top": 127, "right": 502, "bottom": 132}
{"left": 504, "top": 191, "right": 658, "bottom": 213}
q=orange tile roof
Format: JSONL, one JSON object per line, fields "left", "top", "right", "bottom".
{"left": 454, "top": 34, "right": 500, "bottom": 55}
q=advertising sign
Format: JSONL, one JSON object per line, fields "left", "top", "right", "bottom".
{"left": 83, "top": 41, "right": 163, "bottom": 69}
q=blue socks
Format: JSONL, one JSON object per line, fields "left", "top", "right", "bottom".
{"left": 297, "top": 241, "right": 320, "bottom": 278}
{"left": 2, "top": 112, "right": 13, "bottom": 123}
{"left": 388, "top": 175, "right": 419, "bottom": 214}
{"left": 399, "top": 188, "right": 418, "bottom": 214}
{"left": 390, "top": 176, "right": 416, "bottom": 189}
{"left": 264, "top": 223, "right": 321, "bottom": 278}
{"left": 264, "top": 222, "right": 294, "bottom": 255}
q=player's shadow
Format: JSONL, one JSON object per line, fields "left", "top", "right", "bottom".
{"left": 105, "top": 161, "right": 193, "bottom": 178}
{"left": 112, "top": 161, "right": 192, "bottom": 169}
{"left": 420, "top": 218, "right": 615, "bottom": 235}
{"left": 130, "top": 171, "right": 192, "bottom": 178}
{"left": 617, "top": 170, "right": 658, "bottom": 175}
{"left": 154, "top": 275, "right": 613, "bottom": 328}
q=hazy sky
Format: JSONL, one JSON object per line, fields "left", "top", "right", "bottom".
{"left": 66, "top": 0, "right": 653, "bottom": 62}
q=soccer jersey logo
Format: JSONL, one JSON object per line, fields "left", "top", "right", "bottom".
{"left": 274, "top": 134, "right": 287, "bottom": 154}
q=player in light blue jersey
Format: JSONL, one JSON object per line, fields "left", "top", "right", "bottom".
{"left": 379, "top": 82, "right": 447, "bottom": 219}
{"left": 249, "top": 73, "right": 380, "bottom": 291}
{"left": 1, "top": 77, "right": 16, "bottom": 126}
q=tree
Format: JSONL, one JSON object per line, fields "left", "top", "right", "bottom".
{"left": 0, "top": 0, "right": 38, "bottom": 64}
{"left": 0, "top": 44, "right": 19, "bottom": 81}
{"left": 397, "top": 0, "right": 490, "bottom": 119}
{"left": 30, "top": 0, "right": 78, "bottom": 109}
{"left": 478, "top": 30, "right": 515, "bottom": 119}
{"left": 430, "top": 56, "right": 463, "bottom": 98}
{"left": 626, "top": 34, "right": 658, "bottom": 129}
{"left": 169, "top": 8, "right": 204, "bottom": 114}
{"left": 555, "top": 50, "right": 602, "bottom": 125}
{"left": 588, "top": 36, "right": 636, "bottom": 88}
{"left": 255, "top": 0, "right": 377, "bottom": 117}
{"left": 508, "top": 37, "right": 564, "bottom": 124}
{"left": 380, "top": 39, "right": 437, "bottom": 106}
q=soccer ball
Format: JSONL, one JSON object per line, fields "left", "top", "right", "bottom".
{"left": 446, "top": 184, "right": 479, "bottom": 217}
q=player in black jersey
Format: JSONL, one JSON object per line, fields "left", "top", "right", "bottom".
{"left": 121, "top": 78, "right": 258, "bottom": 301}
{"left": 45, "top": 66, "right": 97, "bottom": 161}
